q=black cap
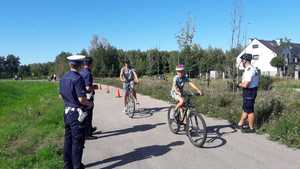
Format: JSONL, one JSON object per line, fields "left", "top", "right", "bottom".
{"left": 240, "top": 53, "right": 252, "bottom": 61}
{"left": 83, "top": 57, "right": 93, "bottom": 65}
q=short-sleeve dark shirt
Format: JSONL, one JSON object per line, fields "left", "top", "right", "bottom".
{"left": 59, "top": 70, "right": 86, "bottom": 108}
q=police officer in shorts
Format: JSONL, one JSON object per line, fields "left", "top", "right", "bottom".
{"left": 59, "top": 55, "right": 93, "bottom": 169}
{"left": 80, "top": 57, "right": 99, "bottom": 138}
{"left": 237, "top": 53, "right": 260, "bottom": 133}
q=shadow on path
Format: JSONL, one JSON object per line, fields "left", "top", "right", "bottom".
{"left": 93, "top": 123, "right": 166, "bottom": 139}
{"left": 202, "top": 124, "right": 237, "bottom": 149}
{"left": 85, "top": 141, "right": 185, "bottom": 169}
{"left": 131, "top": 106, "right": 170, "bottom": 119}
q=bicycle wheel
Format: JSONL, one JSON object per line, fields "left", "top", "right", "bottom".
{"left": 167, "top": 106, "right": 180, "bottom": 134}
{"left": 186, "top": 111, "right": 207, "bottom": 147}
{"left": 127, "top": 94, "right": 136, "bottom": 118}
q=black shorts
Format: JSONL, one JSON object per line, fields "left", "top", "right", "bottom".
{"left": 242, "top": 87, "right": 257, "bottom": 113}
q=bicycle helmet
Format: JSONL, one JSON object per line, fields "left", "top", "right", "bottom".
{"left": 240, "top": 53, "right": 252, "bottom": 61}
{"left": 176, "top": 64, "right": 185, "bottom": 71}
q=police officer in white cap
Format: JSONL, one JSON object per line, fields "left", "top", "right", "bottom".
{"left": 237, "top": 53, "right": 259, "bottom": 133}
{"left": 59, "top": 55, "right": 93, "bottom": 169}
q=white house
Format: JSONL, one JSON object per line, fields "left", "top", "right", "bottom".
{"left": 237, "top": 38, "right": 300, "bottom": 77}
{"left": 236, "top": 38, "right": 278, "bottom": 76}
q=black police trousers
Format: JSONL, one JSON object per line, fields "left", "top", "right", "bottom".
{"left": 64, "top": 110, "right": 85, "bottom": 169}
{"left": 84, "top": 105, "right": 94, "bottom": 136}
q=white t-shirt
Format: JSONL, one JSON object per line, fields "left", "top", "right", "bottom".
{"left": 242, "top": 65, "right": 259, "bottom": 88}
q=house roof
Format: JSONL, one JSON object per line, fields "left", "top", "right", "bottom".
{"left": 291, "top": 45, "right": 300, "bottom": 58}
{"left": 257, "top": 39, "right": 279, "bottom": 54}
{"left": 256, "top": 39, "right": 300, "bottom": 57}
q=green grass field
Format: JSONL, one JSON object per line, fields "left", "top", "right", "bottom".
{"left": 0, "top": 78, "right": 298, "bottom": 169}
{"left": 0, "top": 80, "right": 64, "bottom": 169}
{"left": 98, "top": 77, "right": 300, "bottom": 148}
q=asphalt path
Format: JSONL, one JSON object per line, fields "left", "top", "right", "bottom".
{"left": 83, "top": 86, "right": 300, "bottom": 169}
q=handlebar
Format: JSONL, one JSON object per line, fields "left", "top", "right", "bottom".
{"left": 183, "top": 92, "right": 202, "bottom": 97}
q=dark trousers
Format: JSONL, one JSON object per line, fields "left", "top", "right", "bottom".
{"left": 242, "top": 87, "right": 258, "bottom": 113}
{"left": 64, "top": 110, "right": 85, "bottom": 169}
{"left": 85, "top": 105, "right": 94, "bottom": 136}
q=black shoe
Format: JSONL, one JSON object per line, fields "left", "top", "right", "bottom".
{"left": 85, "top": 135, "right": 98, "bottom": 140}
{"left": 242, "top": 128, "right": 256, "bottom": 133}
{"left": 93, "top": 130, "right": 102, "bottom": 135}
{"left": 91, "top": 127, "right": 97, "bottom": 133}
{"left": 235, "top": 125, "right": 243, "bottom": 130}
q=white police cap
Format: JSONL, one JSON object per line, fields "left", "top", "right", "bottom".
{"left": 67, "top": 55, "right": 86, "bottom": 65}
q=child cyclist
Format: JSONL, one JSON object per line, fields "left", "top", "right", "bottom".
{"left": 170, "top": 64, "right": 203, "bottom": 119}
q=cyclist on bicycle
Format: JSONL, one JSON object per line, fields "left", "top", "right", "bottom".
{"left": 120, "top": 59, "right": 139, "bottom": 112}
{"left": 171, "top": 64, "right": 203, "bottom": 117}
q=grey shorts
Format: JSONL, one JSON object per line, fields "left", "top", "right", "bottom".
{"left": 123, "top": 81, "right": 135, "bottom": 92}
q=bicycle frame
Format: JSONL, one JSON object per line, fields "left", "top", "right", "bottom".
{"left": 176, "top": 94, "right": 195, "bottom": 121}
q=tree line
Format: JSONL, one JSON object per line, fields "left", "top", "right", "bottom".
{"left": 0, "top": 54, "right": 55, "bottom": 79}
{"left": 0, "top": 38, "right": 242, "bottom": 80}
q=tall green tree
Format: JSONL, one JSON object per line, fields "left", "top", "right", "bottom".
{"left": 146, "top": 49, "right": 160, "bottom": 76}
{"left": 0, "top": 56, "right": 6, "bottom": 78}
{"left": 18, "top": 65, "right": 31, "bottom": 77}
{"left": 54, "top": 52, "right": 72, "bottom": 77}
{"left": 176, "top": 15, "right": 197, "bottom": 71}
{"left": 6, "top": 54, "right": 20, "bottom": 78}
{"left": 89, "top": 36, "right": 119, "bottom": 77}
{"left": 270, "top": 56, "right": 285, "bottom": 76}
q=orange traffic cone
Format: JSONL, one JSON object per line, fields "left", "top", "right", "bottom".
{"left": 115, "top": 88, "right": 122, "bottom": 97}
{"left": 106, "top": 85, "right": 110, "bottom": 93}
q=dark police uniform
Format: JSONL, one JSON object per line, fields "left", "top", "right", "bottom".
{"left": 242, "top": 64, "right": 259, "bottom": 113}
{"left": 60, "top": 55, "right": 87, "bottom": 169}
{"left": 80, "top": 67, "right": 95, "bottom": 136}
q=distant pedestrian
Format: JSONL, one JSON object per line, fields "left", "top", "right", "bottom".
{"left": 53, "top": 73, "right": 57, "bottom": 81}
{"left": 237, "top": 53, "right": 260, "bottom": 133}
{"left": 59, "top": 55, "right": 93, "bottom": 169}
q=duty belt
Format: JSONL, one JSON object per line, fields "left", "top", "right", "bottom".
{"left": 65, "top": 107, "right": 81, "bottom": 114}
{"left": 64, "top": 107, "right": 87, "bottom": 123}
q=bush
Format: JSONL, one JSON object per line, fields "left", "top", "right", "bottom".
{"left": 261, "top": 111, "right": 300, "bottom": 148}
{"left": 259, "top": 75, "right": 273, "bottom": 91}
{"left": 255, "top": 98, "right": 285, "bottom": 128}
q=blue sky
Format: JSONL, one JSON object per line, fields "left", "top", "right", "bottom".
{"left": 0, "top": 0, "right": 299, "bottom": 64}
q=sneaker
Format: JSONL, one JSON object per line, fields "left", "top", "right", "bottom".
{"left": 123, "top": 107, "right": 127, "bottom": 113}
{"left": 242, "top": 128, "right": 256, "bottom": 133}
{"left": 235, "top": 123, "right": 249, "bottom": 130}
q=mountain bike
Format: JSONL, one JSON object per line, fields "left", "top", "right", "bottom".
{"left": 167, "top": 92, "right": 207, "bottom": 147}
